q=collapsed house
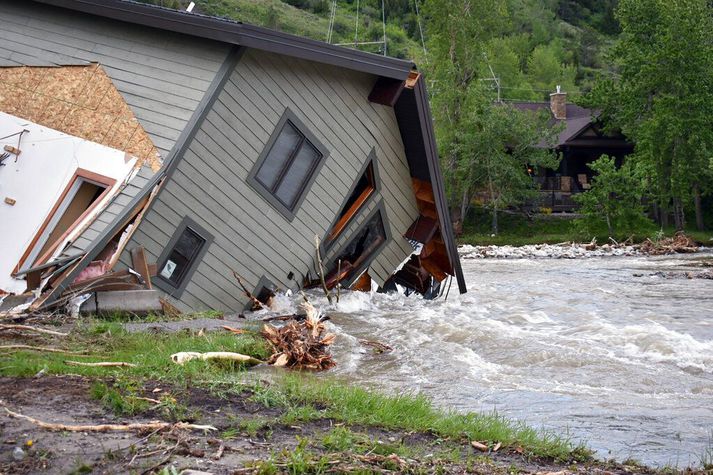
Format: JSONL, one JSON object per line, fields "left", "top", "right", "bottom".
{"left": 0, "top": 0, "right": 466, "bottom": 315}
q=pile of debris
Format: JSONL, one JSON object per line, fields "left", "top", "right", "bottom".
{"left": 261, "top": 301, "right": 336, "bottom": 371}
{"left": 460, "top": 233, "right": 704, "bottom": 260}
{"left": 639, "top": 232, "right": 700, "bottom": 255}
{"left": 459, "top": 242, "right": 640, "bottom": 259}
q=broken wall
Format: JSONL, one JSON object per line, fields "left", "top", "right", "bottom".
{"left": 0, "top": 112, "right": 137, "bottom": 294}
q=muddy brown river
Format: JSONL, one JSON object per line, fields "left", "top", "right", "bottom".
{"left": 270, "top": 251, "right": 713, "bottom": 468}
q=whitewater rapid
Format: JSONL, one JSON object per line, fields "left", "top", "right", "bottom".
{"left": 264, "top": 250, "right": 713, "bottom": 467}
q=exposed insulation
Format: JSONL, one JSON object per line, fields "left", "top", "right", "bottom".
{"left": 0, "top": 64, "right": 161, "bottom": 171}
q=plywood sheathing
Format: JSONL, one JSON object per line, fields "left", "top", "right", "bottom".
{"left": 0, "top": 65, "right": 161, "bottom": 171}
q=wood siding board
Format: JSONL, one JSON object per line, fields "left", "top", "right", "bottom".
{"left": 142, "top": 197, "right": 274, "bottom": 311}
{"left": 193, "top": 114, "right": 332, "bottom": 230}
{"left": 160, "top": 172, "right": 306, "bottom": 275}
{"left": 236, "top": 53, "right": 355, "bottom": 190}
{"left": 188, "top": 123, "right": 327, "bottom": 233}
{"left": 170, "top": 156, "right": 314, "bottom": 267}
{"left": 298, "top": 59, "right": 418, "bottom": 230}
{"left": 0, "top": 1, "right": 228, "bottom": 157}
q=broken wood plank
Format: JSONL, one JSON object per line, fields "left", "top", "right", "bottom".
{"left": 130, "top": 246, "right": 152, "bottom": 290}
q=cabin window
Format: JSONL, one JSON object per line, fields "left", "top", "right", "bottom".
{"left": 249, "top": 109, "right": 328, "bottom": 221}
{"left": 325, "top": 155, "right": 377, "bottom": 246}
{"left": 156, "top": 217, "right": 213, "bottom": 295}
{"left": 328, "top": 207, "right": 388, "bottom": 285}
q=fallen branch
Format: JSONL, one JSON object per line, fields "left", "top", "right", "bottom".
{"left": 64, "top": 360, "right": 137, "bottom": 368}
{"left": 359, "top": 339, "right": 393, "bottom": 353}
{"left": 170, "top": 351, "right": 262, "bottom": 366}
{"left": 0, "top": 344, "right": 84, "bottom": 355}
{"left": 221, "top": 325, "right": 246, "bottom": 334}
{"left": 314, "top": 234, "right": 333, "bottom": 304}
{"left": 232, "top": 270, "right": 266, "bottom": 310}
{"left": 0, "top": 324, "right": 68, "bottom": 337}
{"left": 2, "top": 407, "right": 216, "bottom": 432}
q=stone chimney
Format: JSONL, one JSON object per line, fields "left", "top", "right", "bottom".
{"left": 550, "top": 85, "right": 567, "bottom": 120}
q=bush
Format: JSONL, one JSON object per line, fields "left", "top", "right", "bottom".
{"left": 573, "top": 155, "right": 655, "bottom": 238}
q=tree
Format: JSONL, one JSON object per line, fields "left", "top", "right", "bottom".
{"left": 587, "top": 0, "right": 713, "bottom": 231}
{"left": 456, "top": 90, "right": 559, "bottom": 234}
{"left": 423, "top": 0, "right": 509, "bottom": 223}
{"left": 574, "top": 155, "right": 655, "bottom": 238}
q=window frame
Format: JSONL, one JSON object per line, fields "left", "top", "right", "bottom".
{"left": 327, "top": 201, "right": 391, "bottom": 288}
{"left": 154, "top": 216, "right": 214, "bottom": 297}
{"left": 323, "top": 148, "right": 380, "bottom": 249}
{"left": 247, "top": 108, "right": 329, "bottom": 222}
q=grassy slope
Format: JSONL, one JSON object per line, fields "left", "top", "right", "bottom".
{"left": 0, "top": 319, "right": 588, "bottom": 464}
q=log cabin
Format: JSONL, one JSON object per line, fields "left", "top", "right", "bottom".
{"left": 0, "top": 0, "right": 465, "bottom": 314}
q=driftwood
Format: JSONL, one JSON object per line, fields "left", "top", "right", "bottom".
{"left": 639, "top": 232, "right": 699, "bottom": 255}
{"left": 0, "top": 324, "right": 68, "bottom": 337}
{"left": 64, "top": 360, "right": 137, "bottom": 368}
{"left": 231, "top": 270, "right": 266, "bottom": 310}
{"left": 2, "top": 407, "right": 216, "bottom": 432}
{"left": 359, "top": 339, "right": 393, "bottom": 353}
{"left": 0, "top": 344, "right": 84, "bottom": 355}
{"left": 314, "top": 235, "right": 333, "bottom": 304}
{"left": 261, "top": 300, "right": 335, "bottom": 370}
{"left": 170, "top": 351, "right": 262, "bottom": 366}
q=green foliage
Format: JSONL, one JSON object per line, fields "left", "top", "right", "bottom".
{"left": 573, "top": 155, "right": 655, "bottom": 238}
{"left": 586, "top": 0, "right": 713, "bottom": 230}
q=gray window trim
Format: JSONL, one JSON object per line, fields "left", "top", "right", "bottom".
{"left": 154, "top": 216, "right": 214, "bottom": 299}
{"left": 247, "top": 108, "right": 329, "bottom": 222}
{"left": 247, "top": 275, "right": 278, "bottom": 311}
{"left": 321, "top": 147, "right": 381, "bottom": 253}
{"left": 328, "top": 200, "right": 391, "bottom": 288}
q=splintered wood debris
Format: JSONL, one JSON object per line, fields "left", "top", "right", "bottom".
{"left": 261, "top": 301, "right": 336, "bottom": 371}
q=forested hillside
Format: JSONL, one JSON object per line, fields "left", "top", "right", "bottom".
{"left": 140, "top": 0, "right": 618, "bottom": 101}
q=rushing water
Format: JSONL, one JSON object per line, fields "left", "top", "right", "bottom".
{"left": 272, "top": 251, "right": 713, "bottom": 467}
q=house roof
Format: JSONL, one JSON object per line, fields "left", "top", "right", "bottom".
{"left": 31, "top": 0, "right": 416, "bottom": 80}
{"left": 508, "top": 101, "right": 597, "bottom": 147}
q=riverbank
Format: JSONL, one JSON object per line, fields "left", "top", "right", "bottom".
{"left": 0, "top": 316, "right": 696, "bottom": 474}
{"left": 458, "top": 209, "right": 713, "bottom": 247}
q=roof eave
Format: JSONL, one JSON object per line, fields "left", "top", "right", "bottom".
{"left": 31, "top": 0, "right": 415, "bottom": 80}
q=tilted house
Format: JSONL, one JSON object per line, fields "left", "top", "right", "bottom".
{"left": 0, "top": 0, "right": 465, "bottom": 313}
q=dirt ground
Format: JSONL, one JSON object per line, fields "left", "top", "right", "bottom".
{"left": 0, "top": 375, "right": 689, "bottom": 475}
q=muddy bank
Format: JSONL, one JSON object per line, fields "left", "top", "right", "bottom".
{"left": 0, "top": 375, "right": 681, "bottom": 475}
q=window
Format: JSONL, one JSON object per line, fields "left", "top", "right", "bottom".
{"left": 17, "top": 169, "right": 115, "bottom": 272}
{"left": 249, "top": 110, "right": 328, "bottom": 220}
{"left": 328, "top": 206, "right": 388, "bottom": 285}
{"left": 326, "top": 156, "right": 377, "bottom": 244}
{"left": 156, "top": 217, "right": 213, "bottom": 295}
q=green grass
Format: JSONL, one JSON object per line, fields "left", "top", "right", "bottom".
{"left": 267, "top": 375, "right": 590, "bottom": 462}
{"left": 0, "top": 318, "right": 590, "bottom": 463}
{"left": 460, "top": 207, "right": 713, "bottom": 246}
{"left": 0, "top": 320, "right": 271, "bottom": 381}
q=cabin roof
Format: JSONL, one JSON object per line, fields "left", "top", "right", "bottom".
{"left": 31, "top": 0, "right": 416, "bottom": 80}
{"left": 507, "top": 101, "right": 597, "bottom": 147}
